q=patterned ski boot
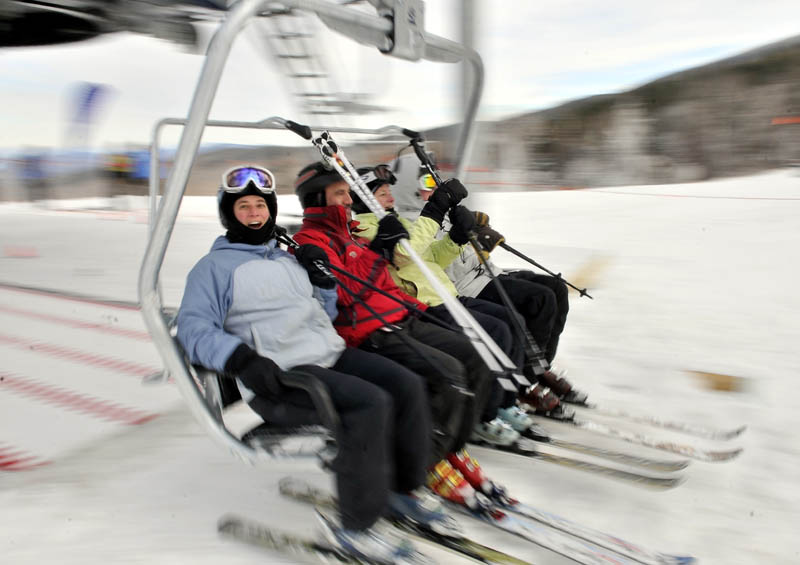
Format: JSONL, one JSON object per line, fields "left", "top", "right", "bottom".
{"left": 316, "top": 510, "right": 433, "bottom": 565}
{"left": 497, "top": 405, "right": 550, "bottom": 441}
{"left": 519, "top": 384, "right": 575, "bottom": 420}
{"left": 537, "top": 368, "right": 589, "bottom": 405}
{"left": 470, "top": 417, "right": 519, "bottom": 447}
{"left": 427, "top": 459, "right": 494, "bottom": 516}
{"left": 387, "top": 488, "right": 463, "bottom": 538}
{"left": 447, "top": 448, "right": 515, "bottom": 507}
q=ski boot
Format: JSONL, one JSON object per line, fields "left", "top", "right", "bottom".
{"left": 470, "top": 417, "right": 519, "bottom": 447}
{"left": 537, "top": 368, "right": 589, "bottom": 405}
{"left": 316, "top": 510, "right": 433, "bottom": 565}
{"left": 497, "top": 405, "right": 550, "bottom": 441}
{"left": 447, "top": 448, "right": 516, "bottom": 507}
{"left": 387, "top": 489, "right": 463, "bottom": 538}
{"left": 519, "top": 384, "right": 575, "bottom": 421}
{"left": 427, "top": 459, "right": 495, "bottom": 516}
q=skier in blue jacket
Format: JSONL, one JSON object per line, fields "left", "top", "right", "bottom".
{"left": 176, "top": 165, "right": 456, "bottom": 564}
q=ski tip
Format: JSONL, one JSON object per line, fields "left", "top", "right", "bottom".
{"left": 662, "top": 476, "right": 687, "bottom": 490}
{"left": 278, "top": 476, "right": 301, "bottom": 494}
{"left": 217, "top": 515, "right": 235, "bottom": 532}
{"left": 719, "top": 425, "right": 747, "bottom": 440}
{"left": 709, "top": 447, "right": 744, "bottom": 462}
{"left": 666, "top": 459, "right": 692, "bottom": 472}
{"left": 314, "top": 507, "right": 340, "bottom": 529}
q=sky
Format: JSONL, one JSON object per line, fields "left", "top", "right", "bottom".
{"left": 1, "top": 0, "right": 800, "bottom": 151}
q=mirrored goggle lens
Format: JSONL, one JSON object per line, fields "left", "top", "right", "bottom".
{"left": 224, "top": 167, "right": 274, "bottom": 192}
{"left": 419, "top": 173, "right": 436, "bottom": 190}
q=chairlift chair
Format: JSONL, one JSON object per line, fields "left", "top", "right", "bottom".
{"left": 138, "top": 0, "right": 484, "bottom": 468}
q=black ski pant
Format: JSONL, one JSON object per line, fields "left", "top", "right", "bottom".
{"left": 478, "top": 270, "right": 569, "bottom": 364}
{"left": 427, "top": 296, "right": 525, "bottom": 421}
{"left": 359, "top": 316, "right": 490, "bottom": 464}
{"left": 247, "top": 347, "right": 430, "bottom": 531}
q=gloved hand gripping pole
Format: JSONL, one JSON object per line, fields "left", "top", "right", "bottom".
{"left": 309, "top": 130, "right": 519, "bottom": 391}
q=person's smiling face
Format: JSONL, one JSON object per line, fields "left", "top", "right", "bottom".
{"left": 233, "top": 195, "right": 269, "bottom": 229}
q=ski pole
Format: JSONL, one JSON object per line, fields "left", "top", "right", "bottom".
{"left": 275, "top": 226, "right": 454, "bottom": 333}
{"left": 305, "top": 129, "right": 520, "bottom": 381}
{"left": 399, "top": 127, "right": 594, "bottom": 302}
{"left": 498, "top": 242, "right": 593, "bottom": 300}
{"left": 404, "top": 132, "right": 552, "bottom": 376}
{"left": 274, "top": 226, "right": 459, "bottom": 332}
{"left": 273, "top": 227, "right": 473, "bottom": 394}
{"left": 468, "top": 233, "right": 550, "bottom": 377}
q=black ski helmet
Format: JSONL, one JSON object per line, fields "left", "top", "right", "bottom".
{"left": 351, "top": 164, "right": 397, "bottom": 215}
{"left": 294, "top": 161, "right": 343, "bottom": 209}
{"left": 218, "top": 179, "right": 278, "bottom": 245}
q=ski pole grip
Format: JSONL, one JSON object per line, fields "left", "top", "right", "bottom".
{"left": 401, "top": 128, "right": 421, "bottom": 139}
{"left": 284, "top": 120, "right": 312, "bottom": 140}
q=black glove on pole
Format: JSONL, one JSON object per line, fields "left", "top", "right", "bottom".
{"left": 475, "top": 225, "right": 505, "bottom": 254}
{"left": 448, "top": 205, "right": 476, "bottom": 245}
{"left": 419, "top": 178, "right": 468, "bottom": 224}
{"left": 473, "top": 210, "right": 490, "bottom": 228}
{"left": 294, "top": 244, "right": 337, "bottom": 289}
{"left": 224, "top": 343, "right": 284, "bottom": 398}
{"left": 369, "top": 214, "right": 409, "bottom": 263}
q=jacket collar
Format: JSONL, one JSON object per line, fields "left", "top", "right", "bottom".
{"left": 302, "top": 205, "right": 359, "bottom": 235}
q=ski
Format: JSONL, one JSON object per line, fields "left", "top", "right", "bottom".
{"left": 469, "top": 440, "right": 684, "bottom": 490}
{"left": 520, "top": 427, "right": 690, "bottom": 473}
{"left": 500, "top": 501, "right": 696, "bottom": 565}
{"left": 530, "top": 411, "right": 743, "bottom": 462}
{"left": 218, "top": 513, "right": 364, "bottom": 564}
{"left": 279, "top": 478, "right": 696, "bottom": 565}
{"left": 279, "top": 477, "right": 533, "bottom": 565}
{"left": 443, "top": 500, "right": 655, "bottom": 565}
{"left": 566, "top": 401, "right": 746, "bottom": 441}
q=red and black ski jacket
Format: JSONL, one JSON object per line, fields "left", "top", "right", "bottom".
{"left": 294, "top": 205, "right": 427, "bottom": 347}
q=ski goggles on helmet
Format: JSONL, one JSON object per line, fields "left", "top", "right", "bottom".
{"left": 358, "top": 164, "right": 396, "bottom": 188}
{"left": 221, "top": 165, "right": 276, "bottom": 194}
{"left": 418, "top": 173, "right": 437, "bottom": 191}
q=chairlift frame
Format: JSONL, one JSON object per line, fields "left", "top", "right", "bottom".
{"left": 138, "top": 0, "right": 485, "bottom": 466}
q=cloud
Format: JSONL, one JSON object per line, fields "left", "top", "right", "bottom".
{"left": 2, "top": 0, "right": 800, "bottom": 148}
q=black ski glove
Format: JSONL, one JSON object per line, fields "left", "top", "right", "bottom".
{"left": 369, "top": 214, "right": 409, "bottom": 263}
{"left": 294, "top": 244, "right": 337, "bottom": 289}
{"left": 419, "top": 178, "right": 468, "bottom": 225}
{"left": 475, "top": 225, "right": 505, "bottom": 257}
{"left": 448, "top": 205, "right": 476, "bottom": 245}
{"left": 224, "top": 343, "right": 284, "bottom": 398}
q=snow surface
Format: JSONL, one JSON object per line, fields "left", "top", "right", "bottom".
{"left": 1, "top": 169, "right": 799, "bottom": 564}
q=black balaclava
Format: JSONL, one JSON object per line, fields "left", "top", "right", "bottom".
{"left": 218, "top": 182, "right": 277, "bottom": 245}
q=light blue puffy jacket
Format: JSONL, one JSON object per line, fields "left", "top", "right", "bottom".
{"left": 177, "top": 236, "right": 345, "bottom": 376}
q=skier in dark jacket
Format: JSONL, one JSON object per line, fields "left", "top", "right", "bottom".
{"left": 176, "top": 165, "right": 454, "bottom": 564}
